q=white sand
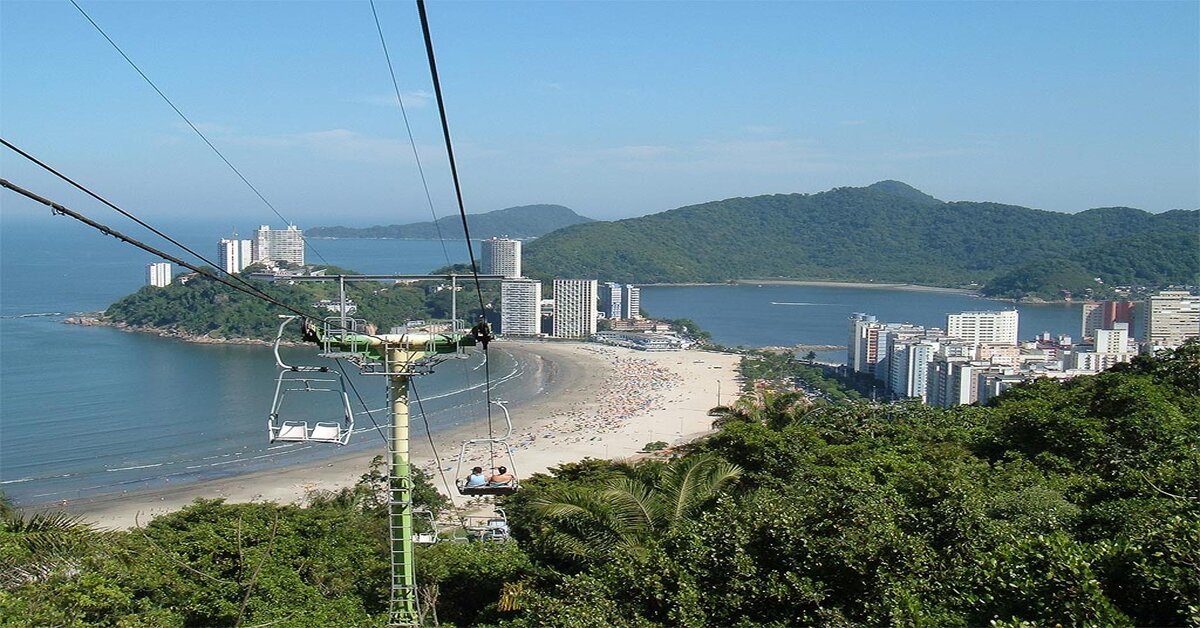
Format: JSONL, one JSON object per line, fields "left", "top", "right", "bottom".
{"left": 67, "top": 341, "right": 741, "bottom": 529}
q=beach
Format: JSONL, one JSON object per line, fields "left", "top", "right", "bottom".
{"left": 68, "top": 341, "right": 741, "bottom": 529}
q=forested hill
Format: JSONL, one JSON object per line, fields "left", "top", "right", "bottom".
{"left": 308, "top": 204, "right": 593, "bottom": 239}
{"left": 521, "top": 181, "right": 1198, "bottom": 296}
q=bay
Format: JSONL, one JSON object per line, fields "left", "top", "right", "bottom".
{"left": 1, "top": 214, "right": 1083, "bottom": 507}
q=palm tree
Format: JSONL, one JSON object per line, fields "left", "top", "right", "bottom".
{"left": 1, "top": 507, "right": 99, "bottom": 589}
{"left": 710, "top": 388, "right": 810, "bottom": 430}
{"left": 531, "top": 453, "right": 742, "bottom": 564}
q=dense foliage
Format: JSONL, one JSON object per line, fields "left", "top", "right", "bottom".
{"left": 521, "top": 181, "right": 1199, "bottom": 297}
{"left": 4, "top": 342, "right": 1197, "bottom": 626}
{"left": 103, "top": 269, "right": 497, "bottom": 341}
{"left": 307, "top": 205, "right": 593, "bottom": 240}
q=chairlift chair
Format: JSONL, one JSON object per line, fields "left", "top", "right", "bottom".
{"left": 267, "top": 316, "right": 354, "bottom": 445}
{"left": 412, "top": 507, "right": 439, "bottom": 544}
{"left": 455, "top": 401, "right": 520, "bottom": 496}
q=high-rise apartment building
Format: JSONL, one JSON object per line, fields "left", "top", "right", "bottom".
{"left": 623, "top": 284, "right": 641, "bottom": 319}
{"left": 254, "top": 225, "right": 305, "bottom": 265}
{"left": 482, "top": 237, "right": 521, "bottom": 278}
{"left": 600, "top": 283, "right": 641, "bottom": 320}
{"left": 218, "top": 238, "right": 254, "bottom": 274}
{"left": 1081, "top": 300, "right": 1135, "bottom": 340}
{"left": 946, "top": 310, "right": 1019, "bottom": 345}
{"left": 500, "top": 279, "right": 542, "bottom": 336}
{"left": 1094, "top": 323, "right": 1130, "bottom": 355}
{"left": 146, "top": 262, "right": 172, "bottom": 287}
{"left": 887, "top": 338, "right": 939, "bottom": 401}
{"left": 848, "top": 313, "right": 880, "bottom": 373}
{"left": 552, "top": 279, "right": 597, "bottom": 338}
{"left": 1139, "top": 290, "right": 1200, "bottom": 350}
{"left": 600, "top": 282, "right": 623, "bottom": 319}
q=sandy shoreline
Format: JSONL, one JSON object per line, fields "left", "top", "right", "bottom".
{"left": 733, "top": 279, "right": 979, "bottom": 294}
{"left": 66, "top": 341, "right": 741, "bottom": 529}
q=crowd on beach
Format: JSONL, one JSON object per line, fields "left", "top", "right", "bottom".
{"left": 419, "top": 346, "right": 685, "bottom": 480}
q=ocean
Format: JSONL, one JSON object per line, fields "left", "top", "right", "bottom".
{"left": 0, "top": 213, "right": 1082, "bottom": 506}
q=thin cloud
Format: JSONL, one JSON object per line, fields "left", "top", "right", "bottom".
{"left": 347, "top": 90, "right": 433, "bottom": 108}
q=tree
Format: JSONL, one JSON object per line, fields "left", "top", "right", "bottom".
{"left": 529, "top": 453, "right": 742, "bottom": 566}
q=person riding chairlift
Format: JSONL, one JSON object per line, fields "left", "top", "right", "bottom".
{"left": 488, "top": 466, "right": 514, "bottom": 487}
{"left": 465, "top": 466, "right": 487, "bottom": 488}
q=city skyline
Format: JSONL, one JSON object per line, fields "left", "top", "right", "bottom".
{"left": 1, "top": 1, "right": 1196, "bottom": 227}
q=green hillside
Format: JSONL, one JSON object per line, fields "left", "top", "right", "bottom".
{"left": 308, "top": 204, "right": 593, "bottom": 239}
{"left": 521, "top": 182, "right": 1199, "bottom": 296}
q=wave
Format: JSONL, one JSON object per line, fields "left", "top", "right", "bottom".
{"left": 0, "top": 477, "right": 34, "bottom": 485}
{"left": 106, "top": 463, "right": 165, "bottom": 472}
{"left": 2, "top": 312, "right": 63, "bottom": 319}
{"left": 770, "top": 302, "right": 832, "bottom": 306}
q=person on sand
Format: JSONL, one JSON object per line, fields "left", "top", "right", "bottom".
{"left": 465, "top": 466, "right": 487, "bottom": 487}
{"left": 488, "top": 466, "right": 514, "bottom": 486}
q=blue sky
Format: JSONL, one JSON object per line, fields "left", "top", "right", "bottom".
{"left": 2, "top": 0, "right": 1197, "bottom": 228}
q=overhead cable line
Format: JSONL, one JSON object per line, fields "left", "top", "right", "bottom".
{"left": 415, "top": 0, "right": 487, "bottom": 314}
{"left": 1, "top": 137, "right": 284, "bottom": 307}
{"left": 336, "top": 358, "right": 392, "bottom": 448}
{"left": 415, "top": 0, "right": 498, "bottom": 443}
{"left": 410, "top": 380, "right": 462, "bottom": 512}
{"left": 369, "top": 0, "right": 452, "bottom": 270}
{"left": 68, "top": 0, "right": 330, "bottom": 265}
{"left": 0, "top": 178, "right": 336, "bottom": 330}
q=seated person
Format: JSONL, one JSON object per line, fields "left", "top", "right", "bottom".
{"left": 465, "top": 466, "right": 487, "bottom": 488}
{"left": 488, "top": 466, "right": 515, "bottom": 486}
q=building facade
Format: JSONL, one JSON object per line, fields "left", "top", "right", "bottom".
{"left": 552, "top": 279, "right": 598, "bottom": 338}
{"left": 946, "top": 310, "right": 1019, "bottom": 345}
{"left": 500, "top": 279, "right": 543, "bottom": 336}
{"left": 622, "top": 284, "right": 641, "bottom": 319}
{"left": 600, "top": 282, "right": 623, "bottom": 319}
{"left": 254, "top": 225, "right": 305, "bottom": 265}
{"left": 1140, "top": 290, "right": 1200, "bottom": 350}
{"left": 218, "top": 238, "right": 254, "bottom": 274}
{"left": 1081, "top": 300, "right": 1135, "bottom": 340}
{"left": 482, "top": 237, "right": 522, "bottom": 278}
{"left": 146, "top": 262, "right": 172, "bottom": 287}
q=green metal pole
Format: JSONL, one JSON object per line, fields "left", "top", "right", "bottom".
{"left": 388, "top": 346, "right": 421, "bottom": 627}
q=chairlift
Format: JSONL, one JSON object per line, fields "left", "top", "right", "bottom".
{"left": 268, "top": 316, "right": 354, "bottom": 445}
{"left": 413, "top": 507, "right": 439, "bottom": 544}
{"left": 453, "top": 507, "right": 511, "bottom": 543}
{"left": 455, "top": 401, "right": 520, "bottom": 496}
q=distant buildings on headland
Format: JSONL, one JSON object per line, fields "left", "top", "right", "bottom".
{"left": 142, "top": 232, "right": 687, "bottom": 351}
{"left": 143, "top": 224, "right": 305, "bottom": 288}
{"left": 851, "top": 290, "right": 1199, "bottom": 408}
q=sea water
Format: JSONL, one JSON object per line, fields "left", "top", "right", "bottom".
{"left": 0, "top": 213, "right": 1082, "bottom": 506}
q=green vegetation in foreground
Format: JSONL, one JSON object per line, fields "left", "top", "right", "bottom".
{"left": 103, "top": 266, "right": 499, "bottom": 341}
{"left": 3, "top": 342, "right": 1198, "bottom": 626}
{"left": 307, "top": 204, "right": 594, "bottom": 240}
{"left": 521, "top": 181, "right": 1198, "bottom": 299}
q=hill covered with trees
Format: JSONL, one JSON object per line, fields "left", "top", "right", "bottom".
{"left": 307, "top": 204, "right": 594, "bottom": 240}
{"left": 521, "top": 182, "right": 1198, "bottom": 298}
{"left": 102, "top": 267, "right": 495, "bottom": 341}
{"left": 3, "top": 342, "right": 1197, "bottom": 626}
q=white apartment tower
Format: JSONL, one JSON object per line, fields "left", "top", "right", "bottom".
{"left": 623, "top": 284, "right": 641, "bottom": 319}
{"left": 146, "top": 262, "right": 172, "bottom": 287}
{"left": 552, "top": 279, "right": 598, "bottom": 338}
{"left": 601, "top": 282, "right": 623, "bottom": 319}
{"left": 482, "top": 237, "right": 522, "bottom": 278}
{"left": 1140, "top": 291, "right": 1200, "bottom": 350}
{"left": 946, "top": 310, "right": 1019, "bottom": 346}
{"left": 500, "top": 279, "right": 543, "bottom": 336}
{"left": 254, "top": 225, "right": 305, "bottom": 265}
{"left": 218, "top": 238, "right": 254, "bottom": 274}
